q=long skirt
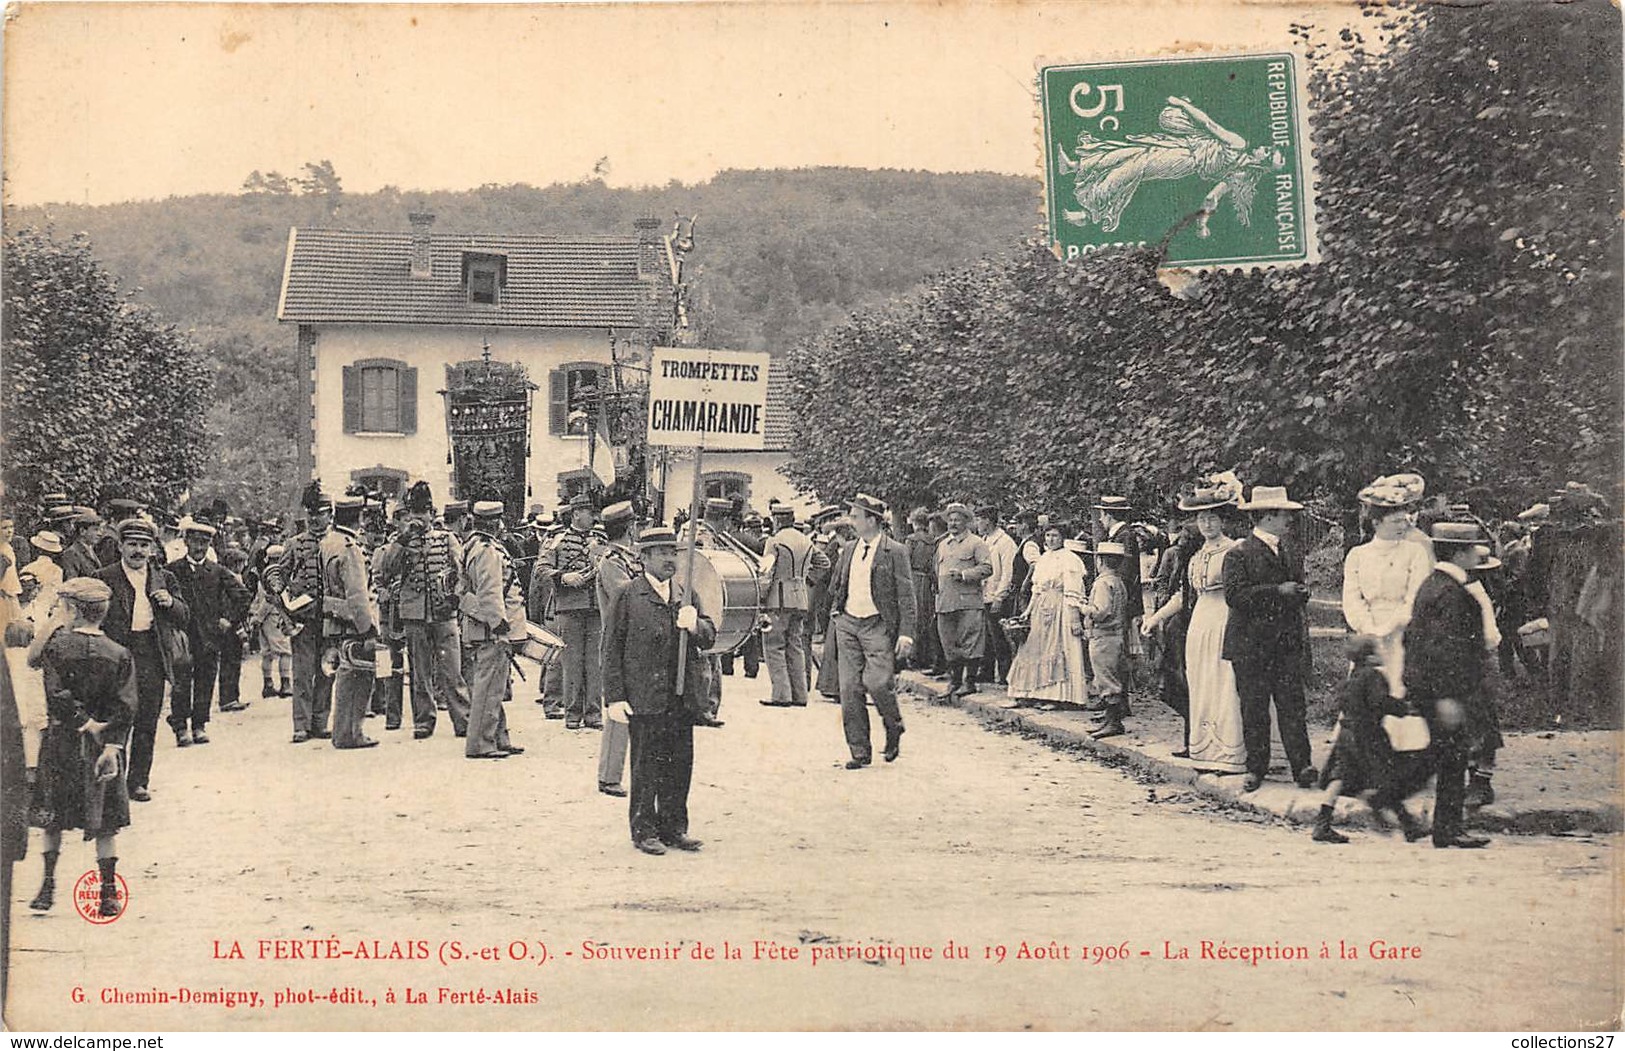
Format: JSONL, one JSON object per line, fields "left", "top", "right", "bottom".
{"left": 33, "top": 724, "right": 131, "bottom": 840}
{"left": 1185, "top": 590, "right": 1247, "bottom": 773}
{"left": 1006, "top": 591, "right": 1088, "bottom": 703}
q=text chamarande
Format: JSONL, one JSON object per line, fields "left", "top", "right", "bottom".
{"left": 648, "top": 398, "right": 763, "bottom": 436}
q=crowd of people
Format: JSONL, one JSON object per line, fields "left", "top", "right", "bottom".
{"left": 0, "top": 465, "right": 1617, "bottom": 920}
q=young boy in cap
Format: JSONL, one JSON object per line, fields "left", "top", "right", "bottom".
{"left": 25, "top": 576, "right": 136, "bottom": 917}
{"left": 1082, "top": 541, "right": 1131, "bottom": 739}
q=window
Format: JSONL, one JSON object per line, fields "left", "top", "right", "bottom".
{"left": 549, "top": 362, "right": 608, "bottom": 436}
{"left": 342, "top": 358, "right": 418, "bottom": 435}
{"left": 703, "top": 471, "right": 751, "bottom": 503}
{"left": 462, "top": 252, "right": 507, "bottom": 307}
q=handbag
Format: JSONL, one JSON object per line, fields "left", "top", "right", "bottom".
{"left": 1381, "top": 713, "right": 1431, "bottom": 753}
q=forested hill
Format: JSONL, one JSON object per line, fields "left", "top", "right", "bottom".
{"left": 6, "top": 167, "right": 1041, "bottom": 353}
{"left": 4, "top": 168, "right": 1041, "bottom": 509}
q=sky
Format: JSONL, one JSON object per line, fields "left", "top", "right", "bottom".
{"left": 3, "top": 1, "right": 1370, "bottom": 207}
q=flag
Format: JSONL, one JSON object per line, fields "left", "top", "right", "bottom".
{"left": 590, "top": 411, "right": 616, "bottom": 488}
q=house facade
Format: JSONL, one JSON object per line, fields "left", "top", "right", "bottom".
{"left": 278, "top": 213, "right": 678, "bottom": 513}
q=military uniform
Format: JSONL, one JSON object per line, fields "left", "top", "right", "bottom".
{"left": 758, "top": 514, "right": 830, "bottom": 707}
{"left": 460, "top": 510, "right": 524, "bottom": 758}
{"left": 320, "top": 514, "right": 377, "bottom": 749}
{"left": 279, "top": 519, "right": 333, "bottom": 740}
{"left": 377, "top": 522, "right": 470, "bottom": 737}
{"left": 544, "top": 519, "right": 602, "bottom": 729}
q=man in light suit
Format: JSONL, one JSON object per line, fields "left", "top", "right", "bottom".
{"left": 758, "top": 501, "right": 830, "bottom": 708}
{"left": 1222, "top": 485, "right": 1316, "bottom": 792}
{"left": 818, "top": 493, "right": 916, "bottom": 769}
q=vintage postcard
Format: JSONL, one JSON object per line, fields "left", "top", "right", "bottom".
{"left": 1, "top": 0, "right": 1619, "bottom": 1035}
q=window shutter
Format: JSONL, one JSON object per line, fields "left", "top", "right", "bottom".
{"left": 548, "top": 368, "right": 567, "bottom": 435}
{"left": 342, "top": 365, "right": 361, "bottom": 434}
{"left": 399, "top": 366, "right": 418, "bottom": 434}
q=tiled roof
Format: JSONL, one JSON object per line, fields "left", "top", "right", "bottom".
{"left": 763, "top": 364, "right": 792, "bottom": 452}
{"left": 278, "top": 227, "right": 672, "bottom": 330}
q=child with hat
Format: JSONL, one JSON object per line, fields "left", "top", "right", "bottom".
{"left": 1081, "top": 541, "right": 1131, "bottom": 739}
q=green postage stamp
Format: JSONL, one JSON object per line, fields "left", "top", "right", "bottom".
{"left": 1040, "top": 53, "right": 1318, "bottom": 268}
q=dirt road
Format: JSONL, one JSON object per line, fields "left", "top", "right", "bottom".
{"left": 7, "top": 666, "right": 1619, "bottom": 1030}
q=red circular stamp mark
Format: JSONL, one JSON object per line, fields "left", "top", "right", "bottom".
{"left": 73, "top": 870, "right": 128, "bottom": 924}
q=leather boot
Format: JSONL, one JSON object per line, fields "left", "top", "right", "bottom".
{"left": 945, "top": 661, "right": 962, "bottom": 697}
{"left": 1311, "top": 805, "right": 1349, "bottom": 844}
{"left": 1464, "top": 772, "right": 1495, "bottom": 807}
{"left": 98, "top": 856, "right": 121, "bottom": 917}
{"left": 960, "top": 664, "right": 978, "bottom": 697}
{"left": 29, "top": 850, "right": 59, "bottom": 911}
{"left": 1396, "top": 805, "right": 1429, "bottom": 843}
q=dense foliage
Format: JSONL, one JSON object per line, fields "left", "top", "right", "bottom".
{"left": 785, "top": 2, "right": 1622, "bottom": 522}
{"left": 2, "top": 229, "right": 213, "bottom": 511}
{"left": 6, "top": 168, "right": 1039, "bottom": 513}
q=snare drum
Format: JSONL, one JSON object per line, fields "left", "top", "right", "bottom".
{"left": 518, "top": 621, "right": 566, "bottom": 674}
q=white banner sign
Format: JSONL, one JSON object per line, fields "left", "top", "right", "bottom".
{"left": 646, "top": 346, "right": 771, "bottom": 450}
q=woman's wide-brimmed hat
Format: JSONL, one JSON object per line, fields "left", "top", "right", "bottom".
{"left": 1177, "top": 471, "right": 1244, "bottom": 512}
{"left": 1360, "top": 473, "right": 1426, "bottom": 508}
{"left": 1238, "top": 486, "right": 1303, "bottom": 512}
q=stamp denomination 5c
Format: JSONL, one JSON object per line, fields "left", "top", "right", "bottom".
{"left": 1040, "top": 52, "right": 1318, "bottom": 269}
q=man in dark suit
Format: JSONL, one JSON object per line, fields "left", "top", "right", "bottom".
{"left": 1222, "top": 486, "right": 1316, "bottom": 792}
{"left": 93, "top": 519, "right": 189, "bottom": 802}
{"left": 166, "top": 518, "right": 250, "bottom": 745}
{"left": 1402, "top": 522, "right": 1495, "bottom": 849}
{"left": 59, "top": 510, "right": 105, "bottom": 581}
{"left": 820, "top": 493, "right": 917, "bottom": 769}
{"left": 602, "top": 527, "right": 717, "bottom": 856}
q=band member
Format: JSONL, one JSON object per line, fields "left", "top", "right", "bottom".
{"left": 544, "top": 493, "right": 602, "bottom": 730}
{"left": 92, "top": 519, "right": 188, "bottom": 802}
{"left": 593, "top": 501, "right": 642, "bottom": 796}
{"left": 459, "top": 502, "right": 526, "bottom": 760}
{"left": 602, "top": 527, "right": 716, "bottom": 854}
{"left": 376, "top": 481, "right": 470, "bottom": 739}
{"left": 166, "top": 518, "right": 251, "bottom": 746}
{"left": 322, "top": 495, "right": 379, "bottom": 750}
{"left": 758, "top": 501, "right": 830, "bottom": 708}
{"left": 821, "top": 494, "right": 916, "bottom": 769}
{"left": 528, "top": 515, "right": 568, "bottom": 717}
{"left": 280, "top": 484, "right": 334, "bottom": 743}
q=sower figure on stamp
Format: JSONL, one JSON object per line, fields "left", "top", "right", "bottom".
{"left": 1222, "top": 485, "right": 1317, "bottom": 792}
{"left": 459, "top": 501, "right": 525, "bottom": 760}
{"left": 819, "top": 494, "right": 916, "bottom": 770}
{"left": 25, "top": 577, "right": 136, "bottom": 918}
{"left": 92, "top": 519, "right": 188, "bottom": 804}
{"left": 593, "top": 501, "right": 641, "bottom": 796}
{"left": 758, "top": 501, "right": 829, "bottom": 709}
{"left": 544, "top": 493, "right": 603, "bottom": 730}
{"left": 166, "top": 517, "right": 250, "bottom": 747}
{"left": 321, "top": 495, "right": 380, "bottom": 750}
{"left": 280, "top": 484, "right": 334, "bottom": 743}
{"left": 376, "top": 481, "right": 470, "bottom": 740}
{"left": 601, "top": 526, "right": 716, "bottom": 855}
{"left": 1400, "top": 522, "right": 1497, "bottom": 849}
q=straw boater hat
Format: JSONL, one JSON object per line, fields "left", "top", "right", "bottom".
{"left": 1430, "top": 521, "right": 1498, "bottom": 570}
{"left": 179, "top": 516, "right": 217, "bottom": 538}
{"left": 1063, "top": 538, "right": 1090, "bottom": 555}
{"left": 1093, "top": 495, "right": 1133, "bottom": 516}
{"left": 29, "top": 530, "right": 62, "bottom": 554}
{"left": 1093, "top": 540, "right": 1129, "bottom": 558}
{"left": 1238, "top": 486, "right": 1304, "bottom": 512}
{"left": 942, "top": 501, "right": 971, "bottom": 518}
{"left": 1516, "top": 503, "right": 1551, "bottom": 523}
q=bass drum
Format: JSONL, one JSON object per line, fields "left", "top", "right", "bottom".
{"left": 676, "top": 543, "right": 762, "bottom": 655}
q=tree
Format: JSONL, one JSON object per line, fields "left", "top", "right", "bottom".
{"left": 784, "top": 1, "right": 1621, "bottom": 522}
{"left": 297, "top": 159, "right": 343, "bottom": 197}
{"left": 2, "top": 228, "right": 214, "bottom": 513}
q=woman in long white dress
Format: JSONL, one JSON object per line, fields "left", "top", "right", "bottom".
{"left": 1342, "top": 482, "right": 1434, "bottom": 698}
{"left": 1143, "top": 484, "right": 1247, "bottom": 773}
{"left": 1004, "top": 526, "right": 1089, "bottom": 708}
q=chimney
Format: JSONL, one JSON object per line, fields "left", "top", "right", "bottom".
{"left": 409, "top": 211, "right": 435, "bottom": 278}
{"left": 634, "top": 216, "right": 663, "bottom": 280}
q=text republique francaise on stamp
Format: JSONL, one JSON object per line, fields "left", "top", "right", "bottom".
{"left": 1040, "top": 52, "right": 1319, "bottom": 269}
